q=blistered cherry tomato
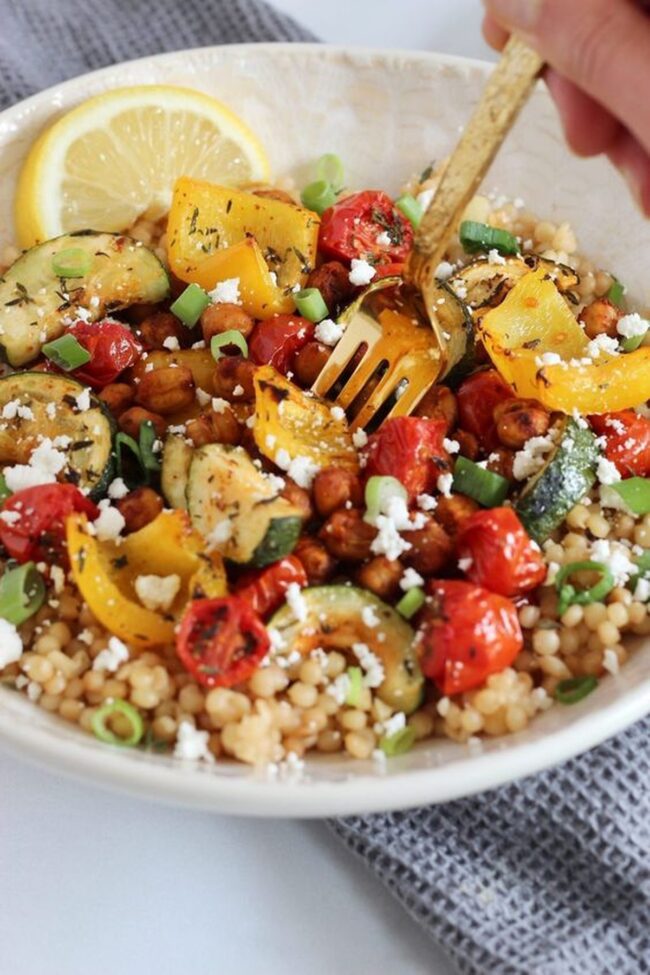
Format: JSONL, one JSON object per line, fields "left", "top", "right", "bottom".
{"left": 373, "top": 262, "right": 406, "bottom": 280}
{"left": 176, "top": 596, "right": 270, "bottom": 688}
{"left": 589, "top": 410, "right": 650, "bottom": 478}
{"left": 456, "top": 507, "right": 546, "bottom": 597}
{"left": 364, "top": 416, "right": 448, "bottom": 500}
{"left": 417, "top": 579, "right": 523, "bottom": 696}
{"left": 249, "top": 314, "right": 315, "bottom": 375}
{"left": 0, "top": 484, "right": 99, "bottom": 563}
{"left": 319, "top": 191, "right": 414, "bottom": 267}
{"left": 66, "top": 320, "right": 142, "bottom": 388}
{"left": 235, "top": 556, "right": 308, "bottom": 618}
{"left": 457, "top": 369, "right": 514, "bottom": 452}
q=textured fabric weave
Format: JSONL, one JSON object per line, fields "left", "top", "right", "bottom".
{"left": 1, "top": 3, "right": 648, "bottom": 973}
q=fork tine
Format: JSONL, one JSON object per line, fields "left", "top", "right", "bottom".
{"left": 311, "top": 318, "right": 382, "bottom": 399}
{"left": 350, "top": 349, "right": 442, "bottom": 430}
{"left": 335, "top": 347, "right": 389, "bottom": 409}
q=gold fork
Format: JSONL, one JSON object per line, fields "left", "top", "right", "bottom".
{"left": 312, "top": 36, "right": 543, "bottom": 431}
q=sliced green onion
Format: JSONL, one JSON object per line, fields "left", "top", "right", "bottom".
{"left": 42, "top": 334, "right": 91, "bottom": 371}
{"left": 395, "top": 194, "right": 423, "bottom": 228}
{"left": 610, "top": 477, "right": 650, "bottom": 515}
{"left": 554, "top": 676, "right": 598, "bottom": 705}
{"left": 91, "top": 698, "right": 144, "bottom": 747}
{"left": 115, "top": 431, "right": 142, "bottom": 481}
{"left": 294, "top": 287, "right": 329, "bottom": 323}
{"left": 606, "top": 278, "right": 625, "bottom": 306}
{"left": 459, "top": 220, "right": 520, "bottom": 257}
{"left": 0, "top": 473, "right": 11, "bottom": 502}
{"left": 396, "top": 587, "right": 426, "bottom": 619}
{"left": 210, "top": 330, "right": 249, "bottom": 360}
{"left": 379, "top": 725, "right": 416, "bottom": 757}
{"left": 52, "top": 247, "right": 92, "bottom": 278}
{"left": 345, "top": 666, "right": 363, "bottom": 707}
{"left": 554, "top": 560, "right": 614, "bottom": 616}
{"left": 171, "top": 283, "right": 211, "bottom": 328}
{"left": 452, "top": 456, "right": 509, "bottom": 507}
{"left": 139, "top": 420, "right": 161, "bottom": 475}
{"left": 621, "top": 332, "right": 647, "bottom": 353}
{"left": 316, "top": 153, "right": 345, "bottom": 192}
{"left": 301, "top": 180, "right": 337, "bottom": 215}
{"left": 364, "top": 475, "right": 408, "bottom": 524}
{"left": 0, "top": 562, "right": 46, "bottom": 626}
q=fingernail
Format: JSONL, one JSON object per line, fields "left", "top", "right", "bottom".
{"left": 483, "top": 0, "right": 543, "bottom": 31}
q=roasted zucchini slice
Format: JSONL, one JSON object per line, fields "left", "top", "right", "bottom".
{"left": 0, "top": 371, "right": 115, "bottom": 497}
{"left": 161, "top": 434, "right": 193, "bottom": 510}
{"left": 0, "top": 231, "right": 169, "bottom": 366}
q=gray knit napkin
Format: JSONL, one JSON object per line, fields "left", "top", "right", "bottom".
{"left": 1, "top": 3, "right": 648, "bottom": 973}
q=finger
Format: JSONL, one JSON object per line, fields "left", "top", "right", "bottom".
{"left": 481, "top": 13, "right": 509, "bottom": 51}
{"left": 483, "top": 0, "right": 650, "bottom": 153}
{"left": 544, "top": 69, "right": 623, "bottom": 158}
{"left": 606, "top": 128, "right": 650, "bottom": 217}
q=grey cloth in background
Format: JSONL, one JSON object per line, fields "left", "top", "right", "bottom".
{"left": 0, "top": 2, "right": 648, "bottom": 973}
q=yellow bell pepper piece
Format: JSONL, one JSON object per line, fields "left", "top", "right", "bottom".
{"left": 66, "top": 510, "right": 227, "bottom": 648}
{"left": 167, "top": 176, "right": 320, "bottom": 315}
{"left": 253, "top": 365, "right": 359, "bottom": 473}
{"left": 479, "top": 268, "right": 650, "bottom": 414}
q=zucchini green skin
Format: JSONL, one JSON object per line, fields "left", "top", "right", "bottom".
{"left": 161, "top": 434, "right": 193, "bottom": 510}
{"left": 0, "top": 371, "right": 115, "bottom": 498}
{"left": 269, "top": 585, "right": 424, "bottom": 714}
{"left": 435, "top": 281, "right": 475, "bottom": 385}
{"left": 186, "top": 443, "right": 303, "bottom": 566}
{"left": 0, "top": 231, "right": 169, "bottom": 366}
{"left": 515, "top": 418, "right": 599, "bottom": 543}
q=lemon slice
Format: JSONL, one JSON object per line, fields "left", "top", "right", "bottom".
{"left": 15, "top": 85, "right": 270, "bottom": 248}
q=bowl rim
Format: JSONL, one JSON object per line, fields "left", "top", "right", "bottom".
{"left": 0, "top": 40, "right": 648, "bottom": 818}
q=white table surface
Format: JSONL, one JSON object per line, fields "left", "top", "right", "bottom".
{"left": 0, "top": 5, "right": 494, "bottom": 974}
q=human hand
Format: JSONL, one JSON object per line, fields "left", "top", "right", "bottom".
{"left": 482, "top": 0, "right": 650, "bottom": 215}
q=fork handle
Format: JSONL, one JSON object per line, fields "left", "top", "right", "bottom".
{"left": 409, "top": 36, "right": 544, "bottom": 289}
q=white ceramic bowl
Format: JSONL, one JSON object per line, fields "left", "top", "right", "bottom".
{"left": 0, "top": 43, "right": 648, "bottom": 817}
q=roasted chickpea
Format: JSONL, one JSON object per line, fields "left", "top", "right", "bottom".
{"left": 355, "top": 556, "right": 403, "bottom": 600}
{"left": 186, "top": 415, "right": 216, "bottom": 447}
{"left": 209, "top": 404, "right": 241, "bottom": 446}
{"left": 293, "top": 341, "right": 331, "bottom": 387}
{"left": 579, "top": 297, "right": 621, "bottom": 339}
{"left": 281, "top": 479, "right": 313, "bottom": 521}
{"left": 435, "top": 495, "right": 479, "bottom": 536}
{"left": 118, "top": 406, "right": 167, "bottom": 439}
{"left": 455, "top": 429, "right": 480, "bottom": 460}
{"left": 136, "top": 311, "right": 184, "bottom": 350}
{"left": 212, "top": 356, "right": 256, "bottom": 402}
{"left": 98, "top": 382, "right": 135, "bottom": 416}
{"left": 313, "top": 468, "right": 363, "bottom": 519}
{"left": 294, "top": 536, "right": 336, "bottom": 585}
{"left": 494, "top": 398, "right": 550, "bottom": 449}
{"left": 487, "top": 446, "right": 515, "bottom": 480}
{"left": 402, "top": 517, "right": 452, "bottom": 574}
{"left": 135, "top": 365, "right": 195, "bottom": 415}
{"left": 305, "top": 261, "right": 356, "bottom": 314}
{"left": 252, "top": 187, "right": 297, "bottom": 205}
{"left": 414, "top": 385, "right": 458, "bottom": 431}
{"left": 200, "top": 303, "right": 254, "bottom": 344}
{"left": 319, "top": 509, "right": 377, "bottom": 561}
{"left": 124, "top": 302, "right": 161, "bottom": 326}
{"left": 117, "top": 487, "right": 164, "bottom": 534}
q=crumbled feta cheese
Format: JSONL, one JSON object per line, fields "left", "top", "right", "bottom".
{"left": 487, "top": 248, "right": 506, "bottom": 266}
{"left": 417, "top": 493, "right": 437, "bottom": 511}
{"left": 209, "top": 277, "right": 241, "bottom": 305}
{"left": 436, "top": 696, "right": 451, "bottom": 717}
{"left": 512, "top": 433, "right": 556, "bottom": 481}
{"left": 458, "top": 556, "right": 473, "bottom": 572}
{"left": 174, "top": 720, "right": 215, "bottom": 762}
{"left": 75, "top": 387, "right": 91, "bottom": 412}
{"left": 416, "top": 188, "right": 435, "bottom": 211}
{"left": 286, "top": 582, "right": 308, "bottom": 622}
{"left": 616, "top": 312, "right": 648, "bottom": 340}
{"left": 602, "top": 648, "right": 620, "bottom": 676}
{"left": 587, "top": 333, "right": 619, "bottom": 358}
{"left": 205, "top": 519, "right": 233, "bottom": 552}
{"left": 349, "top": 258, "right": 376, "bottom": 287}
{"left": 265, "top": 434, "right": 277, "bottom": 450}
{"left": 361, "top": 604, "right": 381, "bottom": 628}
{"left": 162, "top": 336, "right": 180, "bottom": 351}
{"left": 381, "top": 712, "right": 406, "bottom": 737}
{"left": 49, "top": 565, "right": 66, "bottom": 594}
{"left": 633, "top": 576, "right": 650, "bottom": 602}
{"left": 0, "top": 619, "right": 22, "bottom": 667}
{"left": 596, "top": 456, "right": 621, "bottom": 486}
{"left": 434, "top": 261, "right": 454, "bottom": 281}
{"left": 443, "top": 438, "right": 460, "bottom": 454}
{"left": 2, "top": 400, "right": 34, "bottom": 421}
{"left": 369, "top": 495, "right": 425, "bottom": 561}
{"left": 4, "top": 437, "right": 68, "bottom": 491}
{"left": 212, "top": 397, "right": 229, "bottom": 414}
{"left": 314, "top": 318, "right": 343, "bottom": 347}
{"left": 353, "top": 642, "right": 385, "bottom": 688}
{"left": 437, "top": 472, "right": 453, "bottom": 497}
{"left": 92, "top": 636, "right": 130, "bottom": 672}
{"left": 274, "top": 450, "right": 320, "bottom": 489}
{"left": 107, "top": 477, "right": 129, "bottom": 500}
{"left": 400, "top": 567, "right": 424, "bottom": 591}
{"left": 232, "top": 384, "right": 244, "bottom": 397}
{"left": 545, "top": 561, "right": 561, "bottom": 585}
{"left": 330, "top": 405, "right": 346, "bottom": 422}
{"left": 45, "top": 402, "right": 57, "bottom": 420}
{"left": 134, "top": 574, "right": 181, "bottom": 612}
{"left": 327, "top": 672, "right": 351, "bottom": 704}
{"left": 0, "top": 510, "right": 20, "bottom": 525}
{"left": 535, "top": 351, "right": 562, "bottom": 367}
{"left": 589, "top": 538, "right": 637, "bottom": 586}
{"left": 93, "top": 500, "right": 125, "bottom": 541}
{"left": 352, "top": 428, "right": 368, "bottom": 449}
{"left": 195, "top": 387, "right": 211, "bottom": 407}
{"left": 376, "top": 231, "right": 391, "bottom": 247}
{"left": 265, "top": 472, "right": 286, "bottom": 493}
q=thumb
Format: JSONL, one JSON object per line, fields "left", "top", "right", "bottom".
{"left": 483, "top": 0, "right": 650, "bottom": 154}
